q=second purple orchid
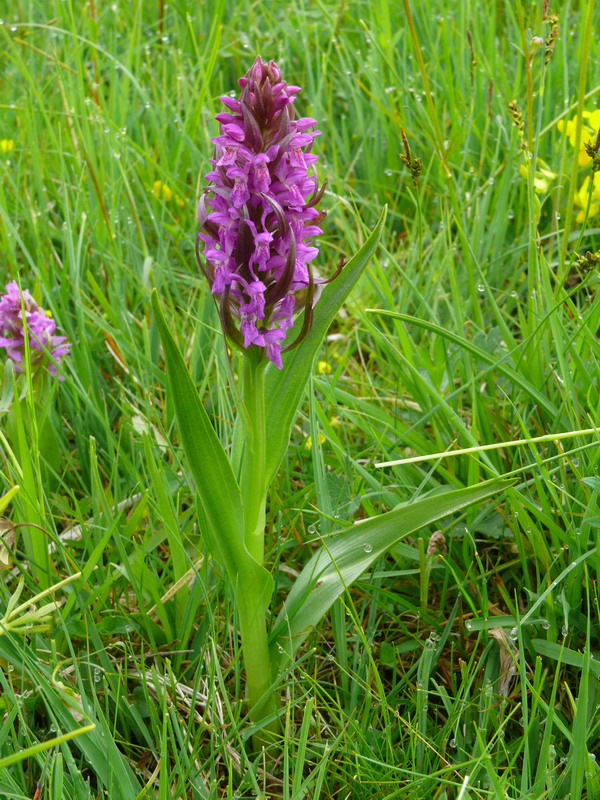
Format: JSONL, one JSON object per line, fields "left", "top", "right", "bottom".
{"left": 197, "top": 57, "right": 332, "bottom": 369}
{"left": 0, "top": 281, "right": 70, "bottom": 379}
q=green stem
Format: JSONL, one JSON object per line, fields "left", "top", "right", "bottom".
{"left": 237, "top": 355, "right": 279, "bottom": 743}
{"left": 237, "top": 588, "right": 280, "bottom": 741}
{"left": 8, "top": 391, "right": 51, "bottom": 587}
{"left": 240, "top": 356, "right": 268, "bottom": 564}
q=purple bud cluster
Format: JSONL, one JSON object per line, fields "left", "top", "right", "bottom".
{"left": 0, "top": 281, "right": 71, "bottom": 379}
{"left": 197, "top": 57, "right": 329, "bottom": 369}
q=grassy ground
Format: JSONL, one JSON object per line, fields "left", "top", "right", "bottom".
{"left": 0, "top": 0, "right": 599, "bottom": 797}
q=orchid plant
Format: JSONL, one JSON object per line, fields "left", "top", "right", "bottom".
{"left": 0, "top": 281, "right": 71, "bottom": 587}
{"left": 152, "top": 58, "right": 505, "bottom": 741}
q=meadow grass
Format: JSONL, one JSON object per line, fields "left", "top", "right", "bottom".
{"left": 0, "top": 0, "right": 599, "bottom": 797}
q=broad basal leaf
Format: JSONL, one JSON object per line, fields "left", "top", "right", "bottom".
{"left": 152, "top": 291, "right": 273, "bottom": 612}
{"left": 269, "top": 478, "right": 508, "bottom": 666}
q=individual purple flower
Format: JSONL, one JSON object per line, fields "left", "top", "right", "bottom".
{"left": 197, "top": 57, "right": 341, "bottom": 369}
{"left": 0, "top": 281, "right": 71, "bottom": 379}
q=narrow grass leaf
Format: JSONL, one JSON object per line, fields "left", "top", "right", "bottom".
{"left": 0, "top": 724, "right": 95, "bottom": 769}
{"left": 531, "top": 639, "right": 600, "bottom": 677}
{"left": 0, "top": 485, "right": 19, "bottom": 514}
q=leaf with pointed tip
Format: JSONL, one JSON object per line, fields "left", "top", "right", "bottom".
{"left": 269, "top": 478, "right": 509, "bottom": 667}
{"left": 0, "top": 485, "right": 19, "bottom": 515}
{"left": 262, "top": 207, "right": 387, "bottom": 490}
{"left": 151, "top": 291, "right": 272, "bottom": 610}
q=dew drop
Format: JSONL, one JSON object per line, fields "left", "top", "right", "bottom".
{"left": 477, "top": 284, "right": 485, "bottom": 293}
{"left": 363, "top": 542, "right": 373, "bottom": 554}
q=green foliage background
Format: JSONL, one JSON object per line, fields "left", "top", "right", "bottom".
{"left": 0, "top": 0, "right": 598, "bottom": 797}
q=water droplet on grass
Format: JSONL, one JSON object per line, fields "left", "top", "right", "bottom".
{"left": 363, "top": 543, "right": 373, "bottom": 553}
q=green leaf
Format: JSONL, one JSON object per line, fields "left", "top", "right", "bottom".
{"left": 531, "top": 639, "right": 600, "bottom": 677}
{"left": 0, "top": 724, "right": 96, "bottom": 770}
{"left": 151, "top": 292, "right": 272, "bottom": 613}
{"left": 262, "top": 207, "right": 387, "bottom": 489}
{"left": 0, "top": 485, "right": 19, "bottom": 515}
{"left": 582, "top": 476, "right": 600, "bottom": 493}
{"left": 152, "top": 290, "right": 245, "bottom": 573}
{"left": 369, "top": 311, "right": 561, "bottom": 419}
{"left": 269, "top": 478, "right": 508, "bottom": 665}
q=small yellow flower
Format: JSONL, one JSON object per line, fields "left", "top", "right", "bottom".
{"left": 304, "top": 433, "right": 326, "bottom": 450}
{"left": 518, "top": 159, "right": 556, "bottom": 194}
{"left": 0, "top": 139, "right": 14, "bottom": 153}
{"left": 317, "top": 360, "right": 331, "bottom": 374}
{"left": 557, "top": 110, "right": 600, "bottom": 166}
{"left": 574, "top": 173, "right": 600, "bottom": 223}
{"left": 153, "top": 180, "right": 172, "bottom": 201}
{"left": 330, "top": 416, "right": 341, "bottom": 429}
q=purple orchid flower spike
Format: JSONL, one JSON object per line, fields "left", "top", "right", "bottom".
{"left": 0, "top": 281, "right": 71, "bottom": 379}
{"left": 196, "top": 57, "right": 336, "bottom": 369}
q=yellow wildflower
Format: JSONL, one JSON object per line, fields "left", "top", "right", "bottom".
{"left": 330, "top": 416, "right": 341, "bottom": 429}
{"left": 304, "top": 433, "right": 326, "bottom": 450}
{"left": 518, "top": 159, "right": 556, "bottom": 194}
{"left": 317, "top": 360, "right": 331, "bottom": 374}
{"left": 153, "top": 180, "right": 173, "bottom": 201}
{"left": 557, "top": 110, "right": 600, "bottom": 166}
{"left": 0, "top": 139, "right": 14, "bottom": 153}
{"left": 574, "top": 173, "right": 600, "bottom": 223}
